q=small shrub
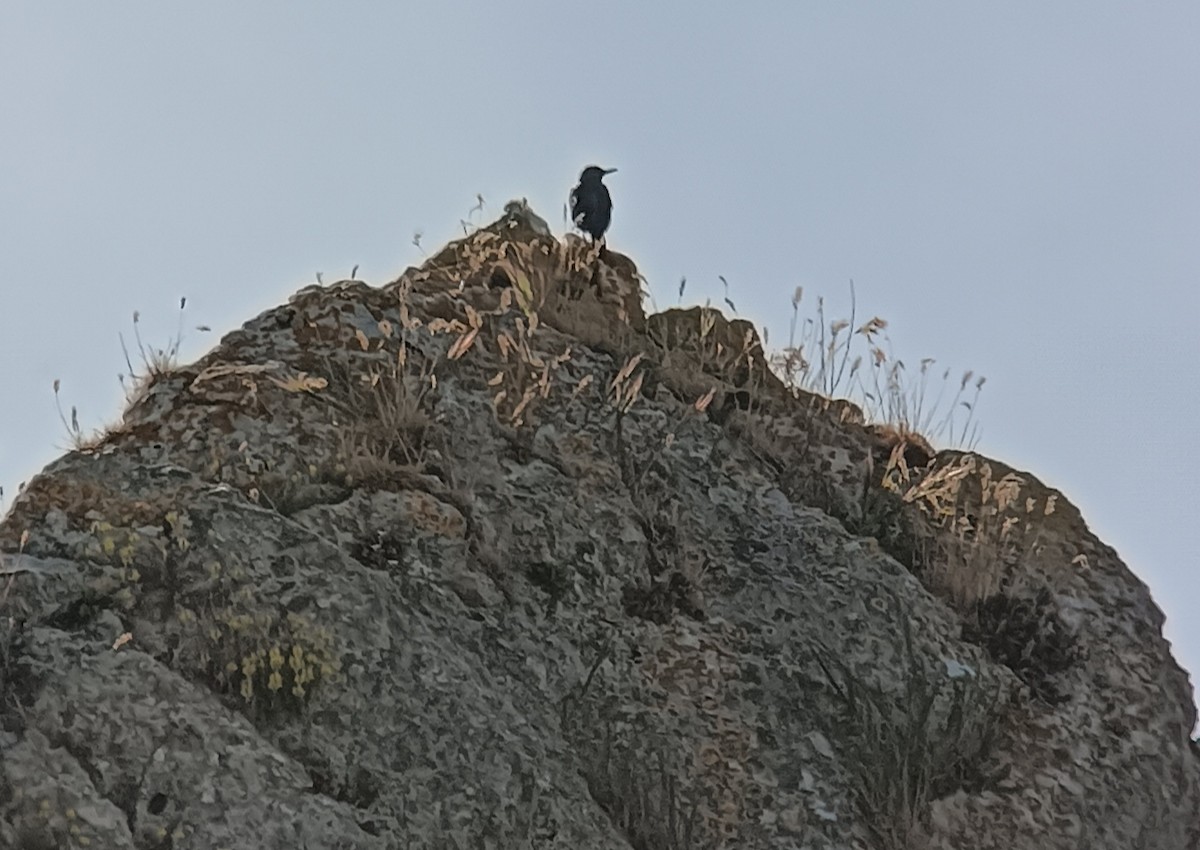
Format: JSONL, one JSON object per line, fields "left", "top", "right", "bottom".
{"left": 962, "top": 585, "right": 1079, "bottom": 705}
{"left": 348, "top": 529, "right": 406, "bottom": 573}
{"left": 526, "top": 561, "right": 573, "bottom": 614}
{"left": 621, "top": 572, "right": 704, "bottom": 624}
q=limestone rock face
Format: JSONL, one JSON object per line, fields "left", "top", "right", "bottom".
{"left": 1, "top": 205, "right": 1196, "bottom": 849}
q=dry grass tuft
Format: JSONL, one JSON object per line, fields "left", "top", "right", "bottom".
{"left": 52, "top": 298, "right": 209, "bottom": 452}
{"left": 563, "top": 678, "right": 711, "bottom": 850}
{"left": 816, "top": 602, "right": 1006, "bottom": 850}
{"left": 584, "top": 733, "right": 706, "bottom": 850}
{"left": 768, "top": 282, "right": 984, "bottom": 448}
{"left": 310, "top": 286, "right": 440, "bottom": 484}
{"left": 0, "top": 529, "right": 28, "bottom": 617}
{"left": 896, "top": 454, "right": 1038, "bottom": 610}
{"left": 119, "top": 297, "right": 206, "bottom": 400}
{"left": 339, "top": 349, "right": 436, "bottom": 477}
{"left": 52, "top": 378, "right": 104, "bottom": 451}
{"left": 882, "top": 452, "right": 1082, "bottom": 704}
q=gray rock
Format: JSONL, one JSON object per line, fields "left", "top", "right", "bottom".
{"left": 0, "top": 209, "right": 1195, "bottom": 849}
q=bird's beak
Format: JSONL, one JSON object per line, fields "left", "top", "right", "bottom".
{"left": 604, "top": 167, "right": 618, "bottom": 174}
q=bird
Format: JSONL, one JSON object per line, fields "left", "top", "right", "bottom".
{"left": 569, "top": 165, "right": 617, "bottom": 242}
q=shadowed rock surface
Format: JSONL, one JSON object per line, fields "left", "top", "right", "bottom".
{"left": 1, "top": 203, "right": 1196, "bottom": 849}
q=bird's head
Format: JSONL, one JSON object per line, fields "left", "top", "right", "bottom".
{"left": 580, "top": 165, "right": 617, "bottom": 183}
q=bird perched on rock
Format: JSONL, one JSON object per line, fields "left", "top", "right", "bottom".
{"left": 569, "top": 165, "right": 617, "bottom": 242}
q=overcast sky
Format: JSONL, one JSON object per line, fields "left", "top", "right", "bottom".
{"left": 2, "top": 3, "right": 1197, "bottom": 709}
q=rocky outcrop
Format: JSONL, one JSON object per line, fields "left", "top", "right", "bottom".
{"left": 1, "top": 203, "right": 1196, "bottom": 849}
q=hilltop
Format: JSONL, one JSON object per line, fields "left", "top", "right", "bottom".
{"left": 0, "top": 203, "right": 1196, "bottom": 849}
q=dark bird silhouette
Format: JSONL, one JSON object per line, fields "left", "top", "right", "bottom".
{"left": 569, "top": 165, "right": 617, "bottom": 241}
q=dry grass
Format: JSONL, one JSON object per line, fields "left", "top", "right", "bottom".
{"left": 119, "top": 297, "right": 207, "bottom": 403}
{"left": 485, "top": 305, "right": 571, "bottom": 431}
{"left": 584, "top": 731, "right": 706, "bottom": 850}
{"left": 881, "top": 452, "right": 1081, "bottom": 704}
{"left": 895, "top": 453, "right": 1044, "bottom": 611}
{"left": 120, "top": 298, "right": 188, "bottom": 381}
{"left": 310, "top": 288, "right": 439, "bottom": 484}
{"left": 52, "top": 298, "right": 207, "bottom": 452}
{"left": 52, "top": 377, "right": 102, "bottom": 451}
{"left": 302, "top": 224, "right": 616, "bottom": 490}
{"left": 767, "top": 282, "right": 984, "bottom": 448}
{"left": 338, "top": 348, "right": 436, "bottom": 477}
{"left": 816, "top": 603, "right": 1005, "bottom": 850}
{"left": 0, "top": 530, "right": 30, "bottom": 704}
{"left": 409, "top": 208, "right": 618, "bottom": 432}
{"left": 651, "top": 305, "right": 765, "bottom": 386}
{"left": 563, "top": 673, "right": 710, "bottom": 850}
{"left": 0, "top": 529, "right": 27, "bottom": 611}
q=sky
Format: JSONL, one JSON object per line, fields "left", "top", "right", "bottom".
{"left": 2, "top": 4, "right": 1197, "bottom": 709}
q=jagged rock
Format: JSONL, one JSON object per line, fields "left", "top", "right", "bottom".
{"left": 0, "top": 207, "right": 1196, "bottom": 849}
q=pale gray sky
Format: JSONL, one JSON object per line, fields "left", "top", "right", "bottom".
{"left": 2, "top": 3, "right": 1198, "bottom": 705}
